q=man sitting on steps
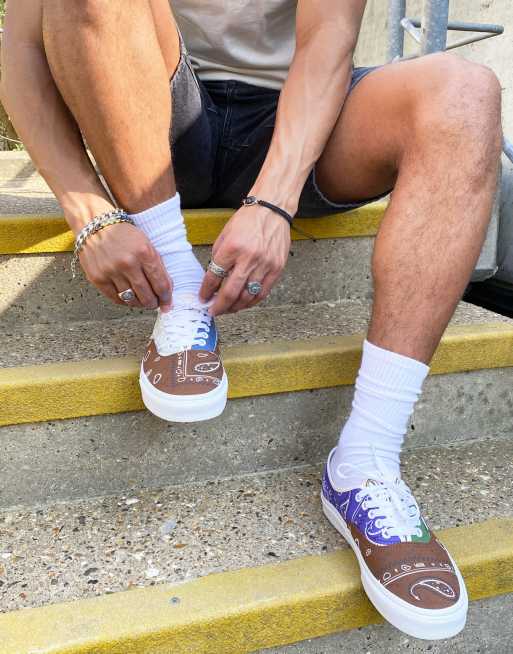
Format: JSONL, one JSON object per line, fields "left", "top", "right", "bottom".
{"left": 1, "top": 0, "right": 502, "bottom": 640}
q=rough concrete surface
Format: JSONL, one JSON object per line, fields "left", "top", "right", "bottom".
{"left": 2, "top": 365, "right": 513, "bottom": 508}
{"left": 0, "top": 237, "right": 375, "bottom": 327}
{"left": 1, "top": 298, "right": 510, "bottom": 368}
{"left": 0, "top": 298, "right": 370, "bottom": 367}
{"left": 0, "top": 155, "right": 60, "bottom": 216}
{"left": 260, "top": 593, "right": 513, "bottom": 654}
{"left": 1, "top": 437, "right": 512, "bottom": 613}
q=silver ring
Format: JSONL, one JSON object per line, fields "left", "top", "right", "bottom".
{"left": 118, "top": 288, "right": 135, "bottom": 303}
{"left": 208, "top": 260, "right": 229, "bottom": 278}
{"left": 247, "top": 281, "right": 263, "bottom": 296}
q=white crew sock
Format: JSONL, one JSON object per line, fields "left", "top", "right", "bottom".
{"left": 331, "top": 339, "right": 429, "bottom": 487}
{"left": 129, "top": 193, "right": 205, "bottom": 299}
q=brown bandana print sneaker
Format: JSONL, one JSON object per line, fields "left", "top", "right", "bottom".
{"left": 139, "top": 294, "right": 228, "bottom": 422}
{"left": 321, "top": 449, "right": 468, "bottom": 639}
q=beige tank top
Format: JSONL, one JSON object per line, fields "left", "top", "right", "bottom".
{"left": 172, "top": 1, "right": 297, "bottom": 90}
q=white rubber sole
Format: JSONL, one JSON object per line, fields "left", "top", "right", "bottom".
{"left": 321, "top": 493, "right": 468, "bottom": 640}
{"left": 139, "top": 367, "right": 228, "bottom": 423}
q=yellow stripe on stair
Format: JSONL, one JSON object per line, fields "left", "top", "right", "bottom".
{"left": 1, "top": 518, "right": 512, "bottom": 654}
{"left": 1, "top": 322, "right": 513, "bottom": 427}
{"left": 0, "top": 202, "right": 385, "bottom": 255}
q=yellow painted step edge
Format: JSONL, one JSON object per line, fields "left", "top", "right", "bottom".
{"left": 1, "top": 518, "right": 513, "bottom": 654}
{"left": 0, "top": 202, "right": 385, "bottom": 254}
{"left": 1, "top": 322, "right": 513, "bottom": 427}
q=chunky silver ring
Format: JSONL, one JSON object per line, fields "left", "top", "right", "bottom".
{"left": 118, "top": 288, "right": 136, "bottom": 303}
{"left": 208, "top": 260, "right": 229, "bottom": 278}
{"left": 247, "top": 281, "right": 263, "bottom": 296}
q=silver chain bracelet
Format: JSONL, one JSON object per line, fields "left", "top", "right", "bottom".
{"left": 71, "top": 209, "right": 135, "bottom": 278}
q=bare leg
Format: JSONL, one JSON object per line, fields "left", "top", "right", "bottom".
{"left": 315, "top": 53, "right": 502, "bottom": 363}
{"left": 42, "top": 0, "right": 180, "bottom": 212}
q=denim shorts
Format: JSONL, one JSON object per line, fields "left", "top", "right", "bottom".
{"left": 170, "top": 37, "right": 387, "bottom": 217}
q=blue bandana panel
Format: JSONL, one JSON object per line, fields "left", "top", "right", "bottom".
{"left": 322, "top": 462, "right": 403, "bottom": 546}
{"left": 192, "top": 317, "right": 218, "bottom": 351}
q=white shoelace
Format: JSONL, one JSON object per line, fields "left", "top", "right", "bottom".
{"left": 336, "top": 457, "right": 422, "bottom": 541}
{"left": 155, "top": 295, "right": 212, "bottom": 355}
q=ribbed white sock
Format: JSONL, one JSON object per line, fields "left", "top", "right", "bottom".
{"left": 331, "top": 339, "right": 429, "bottom": 487}
{"left": 129, "top": 193, "right": 205, "bottom": 299}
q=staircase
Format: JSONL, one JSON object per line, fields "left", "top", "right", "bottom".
{"left": 1, "top": 150, "right": 513, "bottom": 653}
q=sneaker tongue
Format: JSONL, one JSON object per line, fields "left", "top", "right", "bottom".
{"left": 172, "top": 292, "right": 201, "bottom": 307}
{"left": 172, "top": 293, "right": 212, "bottom": 311}
{"left": 364, "top": 472, "right": 401, "bottom": 488}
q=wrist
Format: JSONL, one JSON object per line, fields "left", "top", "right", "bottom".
{"left": 62, "top": 193, "right": 116, "bottom": 237}
{"left": 247, "top": 183, "right": 300, "bottom": 217}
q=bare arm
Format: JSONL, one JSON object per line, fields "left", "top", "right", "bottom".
{"left": 0, "top": 0, "right": 113, "bottom": 232}
{"left": 0, "top": 0, "right": 172, "bottom": 310}
{"left": 250, "top": 0, "right": 366, "bottom": 214}
{"left": 201, "top": 1, "right": 366, "bottom": 315}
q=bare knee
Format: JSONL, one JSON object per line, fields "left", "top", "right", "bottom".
{"left": 44, "top": 0, "right": 125, "bottom": 29}
{"left": 408, "top": 53, "right": 502, "bottom": 163}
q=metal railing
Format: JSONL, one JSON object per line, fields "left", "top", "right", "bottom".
{"left": 388, "top": 0, "right": 503, "bottom": 60}
{"left": 387, "top": 0, "right": 513, "bottom": 164}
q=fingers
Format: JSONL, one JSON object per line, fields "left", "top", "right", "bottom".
{"left": 246, "top": 268, "right": 283, "bottom": 309}
{"left": 230, "top": 263, "right": 282, "bottom": 313}
{"left": 210, "top": 264, "right": 252, "bottom": 315}
{"left": 97, "top": 279, "right": 135, "bottom": 307}
{"left": 200, "top": 249, "right": 234, "bottom": 303}
{"left": 200, "top": 269, "right": 224, "bottom": 304}
{"left": 111, "top": 276, "right": 147, "bottom": 308}
{"left": 227, "top": 264, "right": 266, "bottom": 313}
{"left": 141, "top": 254, "right": 173, "bottom": 312}
{"left": 120, "top": 274, "right": 161, "bottom": 309}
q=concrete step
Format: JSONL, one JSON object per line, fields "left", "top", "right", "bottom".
{"left": 1, "top": 299, "right": 513, "bottom": 508}
{"left": 0, "top": 239, "right": 376, "bottom": 327}
{"left": 0, "top": 152, "right": 381, "bottom": 325}
{"left": 1, "top": 436, "right": 512, "bottom": 652}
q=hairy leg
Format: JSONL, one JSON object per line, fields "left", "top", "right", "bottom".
{"left": 315, "top": 53, "right": 502, "bottom": 363}
{"left": 42, "top": 0, "right": 180, "bottom": 212}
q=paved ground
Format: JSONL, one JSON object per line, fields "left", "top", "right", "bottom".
{"left": 1, "top": 299, "right": 509, "bottom": 368}
{"left": 1, "top": 437, "right": 512, "bottom": 613}
{"left": 260, "top": 593, "right": 513, "bottom": 653}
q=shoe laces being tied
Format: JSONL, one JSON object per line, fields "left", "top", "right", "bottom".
{"left": 157, "top": 294, "right": 213, "bottom": 355}
{"left": 337, "top": 456, "right": 422, "bottom": 541}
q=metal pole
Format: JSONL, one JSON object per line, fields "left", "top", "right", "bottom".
{"left": 420, "top": 0, "right": 449, "bottom": 55}
{"left": 388, "top": 0, "right": 407, "bottom": 61}
{"left": 504, "top": 138, "right": 513, "bottom": 165}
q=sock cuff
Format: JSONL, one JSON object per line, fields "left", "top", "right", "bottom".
{"left": 361, "top": 339, "right": 429, "bottom": 392}
{"left": 129, "top": 193, "right": 182, "bottom": 235}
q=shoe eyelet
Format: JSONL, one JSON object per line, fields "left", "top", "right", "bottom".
{"left": 368, "top": 510, "right": 375, "bottom": 519}
{"left": 362, "top": 501, "right": 368, "bottom": 510}
{"left": 355, "top": 492, "right": 362, "bottom": 502}
{"left": 375, "top": 518, "right": 381, "bottom": 528}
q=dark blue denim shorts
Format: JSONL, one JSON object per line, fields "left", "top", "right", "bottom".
{"left": 170, "top": 38, "right": 387, "bottom": 217}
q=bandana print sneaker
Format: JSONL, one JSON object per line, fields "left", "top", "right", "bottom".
{"left": 139, "top": 293, "right": 228, "bottom": 422}
{"left": 321, "top": 448, "right": 468, "bottom": 640}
